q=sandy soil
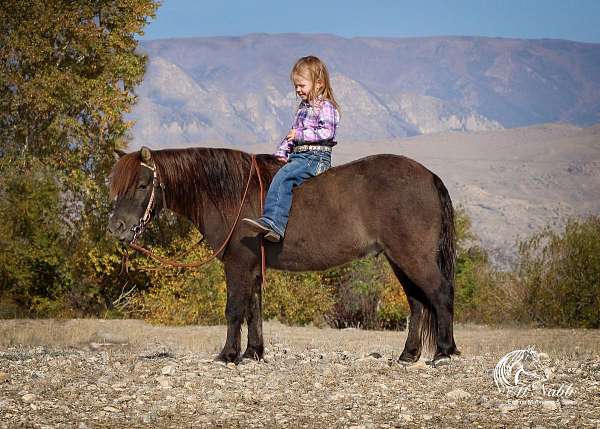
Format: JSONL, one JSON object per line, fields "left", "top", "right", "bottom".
{"left": 1, "top": 320, "right": 599, "bottom": 428}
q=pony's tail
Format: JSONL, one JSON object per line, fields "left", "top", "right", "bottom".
{"left": 418, "top": 302, "right": 438, "bottom": 356}
{"left": 417, "top": 174, "right": 458, "bottom": 356}
{"left": 430, "top": 173, "right": 460, "bottom": 356}
{"left": 433, "top": 174, "right": 455, "bottom": 287}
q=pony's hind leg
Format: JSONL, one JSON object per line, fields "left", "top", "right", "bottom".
{"left": 387, "top": 260, "right": 426, "bottom": 364}
{"left": 415, "top": 266, "right": 456, "bottom": 365}
{"left": 386, "top": 253, "right": 456, "bottom": 366}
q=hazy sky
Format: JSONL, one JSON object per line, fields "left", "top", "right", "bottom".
{"left": 140, "top": 0, "right": 600, "bottom": 43}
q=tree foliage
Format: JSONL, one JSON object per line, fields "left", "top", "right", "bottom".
{"left": 1, "top": 0, "right": 157, "bottom": 174}
{"left": 0, "top": 0, "right": 159, "bottom": 316}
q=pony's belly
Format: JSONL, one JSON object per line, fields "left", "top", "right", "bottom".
{"left": 266, "top": 237, "right": 380, "bottom": 272}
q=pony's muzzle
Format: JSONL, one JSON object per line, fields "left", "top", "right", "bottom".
{"left": 107, "top": 217, "right": 127, "bottom": 238}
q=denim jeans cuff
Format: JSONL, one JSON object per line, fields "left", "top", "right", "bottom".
{"left": 260, "top": 217, "right": 285, "bottom": 236}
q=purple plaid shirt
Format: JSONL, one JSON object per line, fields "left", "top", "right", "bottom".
{"left": 274, "top": 97, "right": 340, "bottom": 160}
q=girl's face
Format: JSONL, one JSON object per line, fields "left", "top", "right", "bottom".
{"left": 293, "top": 73, "right": 322, "bottom": 101}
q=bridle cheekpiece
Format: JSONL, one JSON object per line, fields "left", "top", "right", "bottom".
{"left": 130, "top": 161, "right": 164, "bottom": 243}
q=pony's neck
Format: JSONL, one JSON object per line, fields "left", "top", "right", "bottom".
{"left": 154, "top": 147, "right": 251, "bottom": 252}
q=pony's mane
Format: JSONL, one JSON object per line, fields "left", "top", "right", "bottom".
{"left": 110, "top": 147, "right": 280, "bottom": 214}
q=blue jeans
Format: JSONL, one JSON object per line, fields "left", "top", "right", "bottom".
{"left": 261, "top": 151, "right": 332, "bottom": 236}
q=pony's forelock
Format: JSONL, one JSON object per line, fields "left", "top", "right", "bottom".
{"left": 109, "top": 152, "right": 142, "bottom": 199}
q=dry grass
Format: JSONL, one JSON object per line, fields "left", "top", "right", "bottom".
{"left": 1, "top": 319, "right": 598, "bottom": 360}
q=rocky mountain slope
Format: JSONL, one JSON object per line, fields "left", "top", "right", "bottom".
{"left": 130, "top": 34, "right": 600, "bottom": 149}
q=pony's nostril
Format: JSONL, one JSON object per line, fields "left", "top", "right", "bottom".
{"left": 109, "top": 219, "right": 126, "bottom": 235}
{"left": 115, "top": 220, "right": 126, "bottom": 233}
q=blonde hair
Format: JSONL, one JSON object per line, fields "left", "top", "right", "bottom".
{"left": 290, "top": 56, "right": 339, "bottom": 111}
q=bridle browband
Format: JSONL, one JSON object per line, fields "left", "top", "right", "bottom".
{"left": 130, "top": 161, "right": 165, "bottom": 243}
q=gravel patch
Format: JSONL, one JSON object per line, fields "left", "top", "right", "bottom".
{"left": 0, "top": 320, "right": 598, "bottom": 428}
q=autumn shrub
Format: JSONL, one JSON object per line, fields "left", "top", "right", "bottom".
{"left": 514, "top": 216, "right": 600, "bottom": 328}
{"left": 453, "top": 210, "right": 600, "bottom": 327}
{"left": 263, "top": 271, "right": 334, "bottom": 326}
{"left": 444, "top": 207, "right": 509, "bottom": 324}
{"left": 376, "top": 265, "right": 410, "bottom": 330}
{"left": 324, "top": 256, "right": 409, "bottom": 330}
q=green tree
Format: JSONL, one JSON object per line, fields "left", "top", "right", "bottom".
{"left": 0, "top": 0, "right": 159, "bottom": 316}
{"left": 1, "top": 0, "right": 157, "bottom": 173}
{"left": 0, "top": 160, "right": 69, "bottom": 316}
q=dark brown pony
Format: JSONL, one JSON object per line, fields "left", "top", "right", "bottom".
{"left": 108, "top": 146, "right": 460, "bottom": 366}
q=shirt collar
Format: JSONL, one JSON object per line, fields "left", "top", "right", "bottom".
{"left": 301, "top": 95, "right": 324, "bottom": 108}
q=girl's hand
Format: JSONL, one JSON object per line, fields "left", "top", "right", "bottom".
{"left": 286, "top": 129, "right": 296, "bottom": 141}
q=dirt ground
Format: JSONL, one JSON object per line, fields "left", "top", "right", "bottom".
{"left": 0, "top": 319, "right": 598, "bottom": 428}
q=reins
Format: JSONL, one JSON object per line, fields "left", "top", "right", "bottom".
{"left": 128, "top": 155, "right": 266, "bottom": 280}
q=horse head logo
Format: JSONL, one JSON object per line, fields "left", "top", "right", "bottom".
{"left": 494, "top": 346, "right": 548, "bottom": 392}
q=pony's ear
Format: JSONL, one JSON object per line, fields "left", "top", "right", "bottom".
{"left": 140, "top": 146, "right": 152, "bottom": 164}
{"left": 114, "top": 149, "right": 127, "bottom": 159}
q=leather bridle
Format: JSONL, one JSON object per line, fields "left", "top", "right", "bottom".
{"left": 130, "top": 161, "right": 166, "bottom": 243}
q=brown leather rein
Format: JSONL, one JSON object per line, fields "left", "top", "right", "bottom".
{"left": 128, "top": 155, "right": 266, "bottom": 278}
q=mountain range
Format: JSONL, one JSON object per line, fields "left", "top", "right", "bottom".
{"left": 130, "top": 34, "right": 600, "bottom": 148}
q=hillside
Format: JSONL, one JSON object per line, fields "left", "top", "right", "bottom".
{"left": 130, "top": 34, "right": 600, "bottom": 149}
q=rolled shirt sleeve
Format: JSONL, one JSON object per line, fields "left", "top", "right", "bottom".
{"left": 273, "top": 138, "right": 294, "bottom": 160}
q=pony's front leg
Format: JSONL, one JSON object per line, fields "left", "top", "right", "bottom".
{"left": 242, "top": 267, "right": 264, "bottom": 360}
{"left": 217, "top": 270, "right": 246, "bottom": 363}
{"left": 217, "top": 262, "right": 262, "bottom": 363}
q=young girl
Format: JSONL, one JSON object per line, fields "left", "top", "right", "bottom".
{"left": 243, "top": 56, "right": 340, "bottom": 242}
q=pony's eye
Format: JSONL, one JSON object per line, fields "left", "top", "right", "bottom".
{"left": 138, "top": 183, "right": 149, "bottom": 190}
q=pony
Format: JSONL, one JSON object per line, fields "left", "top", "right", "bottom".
{"left": 108, "top": 146, "right": 460, "bottom": 366}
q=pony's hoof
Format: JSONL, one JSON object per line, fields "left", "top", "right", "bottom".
{"left": 398, "top": 352, "right": 420, "bottom": 365}
{"left": 399, "top": 360, "right": 428, "bottom": 370}
{"left": 428, "top": 355, "right": 451, "bottom": 368}
{"left": 242, "top": 348, "right": 264, "bottom": 361}
{"left": 216, "top": 350, "right": 241, "bottom": 364}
